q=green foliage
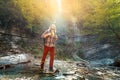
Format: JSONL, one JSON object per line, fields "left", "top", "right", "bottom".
{"left": 0, "top": 0, "right": 119, "bottom": 39}
{"left": 0, "top": 0, "right": 26, "bottom": 28}
{"left": 102, "top": 0, "right": 120, "bottom": 41}
{"left": 69, "top": 0, "right": 120, "bottom": 42}
{"left": 0, "top": 0, "right": 120, "bottom": 59}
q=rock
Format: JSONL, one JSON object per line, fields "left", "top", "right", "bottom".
{"left": 103, "top": 78, "right": 113, "bottom": 80}
{"left": 76, "top": 62, "right": 87, "bottom": 67}
{"left": 0, "top": 77, "right": 9, "bottom": 80}
{"left": 113, "top": 59, "right": 120, "bottom": 67}
{"left": 72, "top": 76, "right": 78, "bottom": 80}
{"left": 77, "top": 76, "right": 85, "bottom": 80}
{"left": 63, "top": 71, "right": 75, "bottom": 76}
{"left": 0, "top": 54, "right": 32, "bottom": 64}
{"left": 32, "top": 75, "right": 39, "bottom": 80}
{"left": 96, "top": 71, "right": 104, "bottom": 76}
{"left": 55, "top": 75, "right": 65, "bottom": 79}
{"left": 75, "top": 67, "right": 89, "bottom": 74}
{"left": 86, "top": 74, "right": 102, "bottom": 80}
{"left": 106, "top": 71, "right": 119, "bottom": 76}
{"left": 0, "top": 64, "right": 12, "bottom": 70}
{"left": 66, "top": 76, "right": 78, "bottom": 80}
{"left": 90, "top": 58, "right": 114, "bottom": 67}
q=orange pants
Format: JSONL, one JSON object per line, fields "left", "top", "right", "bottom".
{"left": 41, "top": 46, "right": 55, "bottom": 69}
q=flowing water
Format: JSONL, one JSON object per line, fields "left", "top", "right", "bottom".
{"left": 0, "top": 54, "right": 64, "bottom": 80}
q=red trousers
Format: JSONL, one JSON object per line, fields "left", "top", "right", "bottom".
{"left": 41, "top": 46, "right": 55, "bottom": 69}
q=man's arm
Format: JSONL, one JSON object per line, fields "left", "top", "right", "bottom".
{"left": 41, "top": 30, "right": 51, "bottom": 38}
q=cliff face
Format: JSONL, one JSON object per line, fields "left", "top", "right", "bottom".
{"left": 80, "top": 35, "right": 119, "bottom": 59}
{"left": 77, "top": 35, "right": 120, "bottom": 66}
{"left": 0, "top": 26, "right": 120, "bottom": 67}
{"left": 57, "top": 33, "right": 120, "bottom": 61}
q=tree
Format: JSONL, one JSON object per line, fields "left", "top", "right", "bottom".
{"left": 105, "top": 0, "right": 120, "bottom": 41}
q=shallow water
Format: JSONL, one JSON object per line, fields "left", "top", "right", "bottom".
{"left": 0, "top": 63, "right": 57, "bottom": 80}
{"left": 0, "top": 54, "right": 59, "bottom": 80}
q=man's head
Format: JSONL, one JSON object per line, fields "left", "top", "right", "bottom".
{"left": 49, "top": 24, "right": 56, "bottom": 33}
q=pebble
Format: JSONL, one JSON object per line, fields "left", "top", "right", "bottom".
{"left": 55, "top": 75, "right": 65, "bottom": 79}
{"left": 96, "top": 71, "right": 104, "bottom": 75}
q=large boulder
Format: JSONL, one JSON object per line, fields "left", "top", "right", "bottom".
{"left": 113, "top": 59, "right": 120, "bottom": 67}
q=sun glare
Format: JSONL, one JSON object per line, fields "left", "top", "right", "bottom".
{"left": 57, "top": 0, "right": 62, "bottom": 13}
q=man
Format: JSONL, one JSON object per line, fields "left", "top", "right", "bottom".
{"left": 40, "top": 24, "right": 58, "bottom": 72}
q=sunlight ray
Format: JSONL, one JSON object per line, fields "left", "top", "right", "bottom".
{"left": 57, "top": 0, "right": 62, "bottom": 13}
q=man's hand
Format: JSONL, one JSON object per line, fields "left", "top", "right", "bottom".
{"left": 47, "top": 33, "right": 52, "bottom": 36}
{"left": 44, "top": 33, "right": 51, "bottom": 38}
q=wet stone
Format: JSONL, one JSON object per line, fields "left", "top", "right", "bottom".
{"left": 0, "top": 54, "right": 120, "bottom": 80}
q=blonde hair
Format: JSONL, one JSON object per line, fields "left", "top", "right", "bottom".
{"left": 48, "top": 24, "right": 56, "bottom": 33}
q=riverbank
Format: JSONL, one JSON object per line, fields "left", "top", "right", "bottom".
{"left": 0, "top": 54, "right": 120, "bottom": 80}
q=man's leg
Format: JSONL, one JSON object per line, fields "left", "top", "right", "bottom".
{"left": 40, "top": 46, "right": 49, "bottom": 70}
{"left": 49, "top": 47, "right": 55, "bottom": 71}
